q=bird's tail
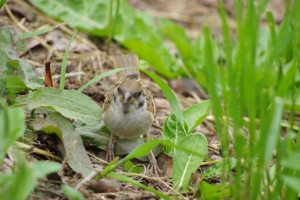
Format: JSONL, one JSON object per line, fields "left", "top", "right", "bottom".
{"left": 111, "top": 53, "right": 140, "bottom": 79}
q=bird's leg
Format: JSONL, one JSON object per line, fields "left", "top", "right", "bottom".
{"left": 143, "top": 133, "right": 162, "bottom": 177}
{"left": 106, "top": 133, "right": 115, "bottom": 162}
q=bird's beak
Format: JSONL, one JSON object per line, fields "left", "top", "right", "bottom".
{"left": 123, "top": 91, "right": 131, "bottom": 103}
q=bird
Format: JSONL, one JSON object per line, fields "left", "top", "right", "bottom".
{"left": 102, "top": 53, "right": 161, "bottom": 176}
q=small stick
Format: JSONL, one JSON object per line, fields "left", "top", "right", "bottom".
{"left": 58, "top": 140, "right": 77, "bottom": 177}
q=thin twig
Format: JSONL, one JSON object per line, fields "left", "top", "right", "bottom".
{"left": 200, "top": 159, "right": 222, "bottom": 166}
{"left": 58, "top": 140, "right": 77, "bottom": 177}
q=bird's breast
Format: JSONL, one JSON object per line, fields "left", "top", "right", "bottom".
{"left": 102, "top": 102, "right": 154, "bottom": 139}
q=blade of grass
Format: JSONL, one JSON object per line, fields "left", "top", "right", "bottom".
{"left": 78, "top": 68, "right": 130, "bottom": 92}
{"left": 0, "top": 0, "right": 6, "bottom": 10}
{"left": 59, "top": 30, "right": 77, "bottom": 90}
{"left": 139, "top": 69, "right": 184, "bottom": 128}
{"left": 23, "top": 20, "right": 69, "bottom": 38}
{"left": 106, "top": 0, "right": 120, "bottom": 55}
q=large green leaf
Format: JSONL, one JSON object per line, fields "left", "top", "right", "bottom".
{"left": 172, "top": 133, "right": 207, "bottom": 193}
{"left": 15, "top": 87, "right": 102, "bottom": 125}
{"left": 17, "top": 59, "right": 43, "bottom": 90}
{"left": 183, "top": 100, "right": 212, "bottom": 133}
{"left": 44, "top": 113, "right": 93, "bottom": 176}
{"left": 162, "top": 114, "right": 186, "bottom": 156}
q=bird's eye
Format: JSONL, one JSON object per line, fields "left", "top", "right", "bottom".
{"left": 134, "top": 90, "right": 142, "bottom": 98}
{"left": 117, "top": 87, "right": 122, "bottom": 94}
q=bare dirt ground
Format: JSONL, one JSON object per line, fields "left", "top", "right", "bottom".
{"left": 0, "top": 0, "right": 285, "bottom": 199}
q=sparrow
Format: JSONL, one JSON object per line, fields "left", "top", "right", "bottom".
{"left": 102, "top": 53, "right": 161, "bottom": 176}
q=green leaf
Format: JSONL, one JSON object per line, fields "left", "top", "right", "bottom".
{"left": 44, "top": 113, "right": 93, "bottom": 176}
{"left": 17, "top": 59, "right": 44, "bottom": 90}
{"left": 199, "top": 181, "right": 230, "bottom": 200}
{"left": 61, "top": 185, "right": 84, "bottom": 200}
{"left": 15, "top": 87, "right": 102, "bottom": 125}
{"left": 124, "top": 160, "right": 144, "bottom": 173}
{"left": 183, "top": 100, "right": 212, "bottom": 133}
{"left": 30, "top": 115, "right": 63, "bottom": 140}
{"left": 23, "top": 21, "right": 68, "bottom": 38}
{"left": 201, "top": 158, "right": 237, "bottom": 179}
{"left": 59, "top": 30, "right": 77, "bottom": 90}
{"left": 0, "top": 151, "right": 61, "bottom": 200}
{"left": 281, "top": 151, "right": 300, "bottom": 171}
{"left": 29, "top": 0, "right": 110, "bottom": 36}
{"left": 7, "top": 60, "right": 19, "bottom": 69}
{"left": 107, "top": 172, "right": 170, "bottom": 200}
{"left": 0, "top": 106, "right": 26, "bottom": 163}
{"left": 6, "top": 75, "right": 29, "bottom": 93}
{"left": 162, "top": 114, "right": 186, "bottom": 156}
{"left": 172, "top": 133, "right": 207, "bottom": 193}
{"left": 281, "top": 175, "right": 300, "bottom": 192}
{"left": 0, "top": 0, "right": 6, "bottom": 10}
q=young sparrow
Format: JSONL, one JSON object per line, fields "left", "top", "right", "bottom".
{"left": 102, "top": 53, "right": 161, "bottom": 176}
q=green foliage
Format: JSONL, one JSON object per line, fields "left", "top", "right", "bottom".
{"left": 198, "top": 181, "right": 230, "bottom": 200}
{"left": 183, "top": 100, "right": 212, "bottom": 133}
{"left": 124, "top": 160, "right": 144, "bottom": 174}
{"left": 15, "top": 87, "right": 102, "bottom": 125}
{"left": 172, "top": 133, "right": 207, "bottom": 192}
{"left": 0, "top": 27, "right": 27, "bottom": 97}
{"left": 0, "top": 106, "right": 25, "bottom": 163}
{"left": 201, "top": 158, "right": 236, "bottom": 179}
{"left": 162, "top": 100, "right": 212, "bottom": 156}
{"left": 40, "top": 113, "right": 93, "bottom": 176}
{"left": 0, "top": 156, "right": 61, "bottom": 200}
